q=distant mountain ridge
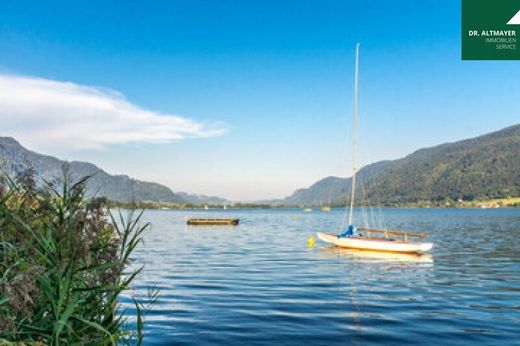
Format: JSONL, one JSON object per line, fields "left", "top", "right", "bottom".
{"left": 176, "top": 192, "right": 230, "bottom": 205}
{"left": 0, "top": 137, "right": 229, "bottom": 205}
{"left": 2, "top": 124, "right": 519, "bottom": 207}
{"left": 277, "top": 124, "right": 520, "bottom": 206}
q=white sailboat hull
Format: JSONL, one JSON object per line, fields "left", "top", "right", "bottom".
{"left": 317, "top": 232, "right": 433, "bottom": 254}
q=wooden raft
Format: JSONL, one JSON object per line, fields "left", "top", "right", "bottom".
{"left": 186, "top": 218, "right": 239, "bottom": 226}
{"left": 357, "top": 227, "right": 427, "bottom": 242}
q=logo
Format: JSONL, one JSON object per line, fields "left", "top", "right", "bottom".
{"left": 507, "top": 10, "right": 520, "bottom": 25}
{"left": 462, "top": 0, "right": 520, "bottom": 60}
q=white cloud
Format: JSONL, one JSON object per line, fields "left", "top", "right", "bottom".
{"left": 0, "top": 74, "right": 227, "bottom": 150}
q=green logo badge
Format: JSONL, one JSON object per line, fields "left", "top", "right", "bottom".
{"left": 462, "top": 0, "right": 520, "bottom": 60}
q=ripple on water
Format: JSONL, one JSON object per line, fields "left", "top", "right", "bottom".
{"left": 120, "top": 208, "right": 520, "bottom": 345}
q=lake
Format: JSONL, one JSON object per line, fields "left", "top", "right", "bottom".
{"left": 120, "top": 208, "right": 520, "bottom": 345}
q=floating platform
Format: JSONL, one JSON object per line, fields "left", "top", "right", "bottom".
{"left": 186, "top": 218, "right": 239, "bottom": 226}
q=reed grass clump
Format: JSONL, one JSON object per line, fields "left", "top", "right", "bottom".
{"left": 0, "top": 170, "right": 155, "bottom": 345}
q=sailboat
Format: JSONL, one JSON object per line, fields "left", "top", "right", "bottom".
{"left": 320, "top": 201, "right": 331, "bottom": 212}
{"left": 317, "top": 44, "right": 433, "bottom": 254}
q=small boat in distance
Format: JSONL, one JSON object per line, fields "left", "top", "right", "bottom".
{"left": 321, "top": 206, "right": 331, "bottom": 212}
{"left": 316, "top": 44, "right": 433, "bottom": 255}
{"left": 187, "top": 218, "right": 239, "bottom": 226}
{"left": 304, "top": 208, "right": 312, "bottom": 212}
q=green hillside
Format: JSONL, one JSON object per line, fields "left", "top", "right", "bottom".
{"left": 0, "top": 137, "right": 184, "bottom": 203}
{"left": 0, "top": 137, "right": 230, "bottom": 205}
{"left": 280, "top": 124, "right": 520, "bottom": 206}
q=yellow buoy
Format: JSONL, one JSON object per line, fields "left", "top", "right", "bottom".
{"left": 307, "top": 235, "right": 315, "bottom": 247}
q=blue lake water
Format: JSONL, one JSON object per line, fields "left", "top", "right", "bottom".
{"left": 120, "top": 208, "right": 520, "bottom": 345}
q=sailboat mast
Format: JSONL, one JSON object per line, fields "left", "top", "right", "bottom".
{"left": 348, "top": 43, "right": 359, "bottom": 226}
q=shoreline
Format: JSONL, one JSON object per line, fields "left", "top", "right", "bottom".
{"left": 109, "top": 205, "right": 520, "bottom": 210}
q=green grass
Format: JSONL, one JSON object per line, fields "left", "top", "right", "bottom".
{"left": 0, "top": 169, "right": 157, "bottom": 345}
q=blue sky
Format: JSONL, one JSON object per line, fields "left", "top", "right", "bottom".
{"left": 0, "top": 0, "right": 519, "bottom": 200}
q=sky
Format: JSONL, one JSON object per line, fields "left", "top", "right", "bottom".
{"left": 0, "top": 0, "right": 519, "bottom": 201}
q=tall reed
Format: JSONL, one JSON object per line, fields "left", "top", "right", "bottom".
{"left": 0, "top": 169, "right": 156, "bottom": 345}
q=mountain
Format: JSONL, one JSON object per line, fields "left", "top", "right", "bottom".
{"left": 279, "top": 160, "right": 392, "bottom": 206}
{"left": 0, "top": 137, "right": 184, "bottom": 203}
{"left": 278, "top": 124, "right": 520, "bottom": 206}
{"left": 175, "top": 192, "right": 231, "bottom": 205}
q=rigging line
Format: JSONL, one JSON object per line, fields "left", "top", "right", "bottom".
{"left": 372, "top": 188, "right": 386, "bottom": 230}
{"left": 360, "top": 179, "right": 369, "bottom": 228}
{"left": 362, "top": 182, "right": 377, "bottom": 229}
{"left": 359, "top": 174, "right": 379, "bottom": 230}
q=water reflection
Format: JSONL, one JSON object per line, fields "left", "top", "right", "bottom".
{"left": 121, "top": 208, "right": 520, "bottom": 345}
